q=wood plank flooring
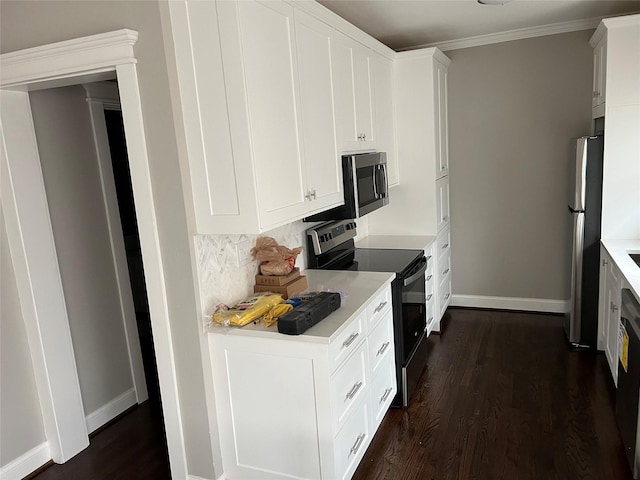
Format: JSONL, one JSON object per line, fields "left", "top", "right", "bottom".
{"left": 30, "top": 308, "right": 630, "bottom": 480}
{"left": 353, "top": 308, "right": 632, "bottom": 480}
{"left": 29, "top": 400, "right": 170, "bottom": 480}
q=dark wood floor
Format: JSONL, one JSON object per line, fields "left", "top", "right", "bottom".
{"left": 30, "top": 400, "right": 170, "bottom": 480}
{"left": 354, "top": 308, "right": 632, "bottom": 480}
{"left": 30, "top": 308, "right": 631, "bottom": 480}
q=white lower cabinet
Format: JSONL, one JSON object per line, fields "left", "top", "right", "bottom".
{"left": 210, "top": 284, "right": 396, "bottom": 480}
{"left": 599, "top": 246, "right": 623, "bottom": 385}
{"left": 434, "top": 227, "right": 452, "bottom": 331}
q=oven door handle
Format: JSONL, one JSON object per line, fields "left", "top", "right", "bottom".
{"left": 403, "top": 258, "right": 428, "bottom": 287}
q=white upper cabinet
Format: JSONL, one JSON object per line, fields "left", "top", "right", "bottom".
{"left": 591, "top": 37, "right": 607, "bottom": 116}
{"left": 434, "top": 59, "right": 449, "bottom": 179}
{"left": 165, "top": 0, "right": 343, "bottom": 234}
{"left": 294, "top": 9, "right": 344, "bottom": 216}
{"left": 372, "top": 53, "right": 399, "bottom": 187}
{"left": 332, "top": 31, "right": 376, "bottom": 152}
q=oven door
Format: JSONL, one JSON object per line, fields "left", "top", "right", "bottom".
{"left": 400, "top": 256, "right": 427, "bottom": 362}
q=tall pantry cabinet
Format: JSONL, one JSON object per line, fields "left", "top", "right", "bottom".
{"left": 367, "top": 48, "right": 452, "bottom": 331}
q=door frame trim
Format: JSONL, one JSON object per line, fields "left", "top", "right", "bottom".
{"left": 0, "top": 29, "right": 187, "bottom": 478}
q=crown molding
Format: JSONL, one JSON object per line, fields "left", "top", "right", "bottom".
{"left": 0, "top": 29, "right": 138, "bottom": 88}
{"left": 399, "top": 16, "right": 610, "bottom": 53}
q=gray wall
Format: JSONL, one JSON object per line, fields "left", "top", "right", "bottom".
{"left": 0, "top": 1, "right": 218, "bottom": 478}
{"left": 447, "top": 30, "right": 593, "bottom": 301}
{"left": 0, "top": 213, "right": 47, "bottom": 466}
{"left": 30, "top": 85, "right": 134, "bottom": 416}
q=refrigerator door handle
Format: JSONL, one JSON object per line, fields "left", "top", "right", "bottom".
{"left": 566, "top": 211, "right": 585, "bottom": 344}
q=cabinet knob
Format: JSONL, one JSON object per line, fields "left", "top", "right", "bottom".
{"left": 603, "top": 259, "right": 608, "bottom": 266}
{"left": 611, "top": 302, "right": 618, "bottom": 312}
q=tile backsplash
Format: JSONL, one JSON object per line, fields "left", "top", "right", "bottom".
{"left": 194, "top": 217, "right": 369, "bottom": 318}
{"left": 194, "top": 220, "right": 309, "bottom": 316}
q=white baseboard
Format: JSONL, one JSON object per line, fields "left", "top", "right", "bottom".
{"left": 450, "top": 294, "right": 568, "bottom": 314}
{"left": 0, "top": 442, "right": 50, "bottom": 480}
{"left": 85, "top": 387, "right": 137, "bottom": 434}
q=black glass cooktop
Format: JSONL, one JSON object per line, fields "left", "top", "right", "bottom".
{"left": 354, "top": 248, "right": 424, "bottom": 275}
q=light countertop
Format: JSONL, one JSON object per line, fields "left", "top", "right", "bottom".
{"left": 601, "top": 239, "right": 640, "bottom": 301}
{"left": 356, "top": 234, "right": 436, "bottom": 251}
{"left": 207, "top": 269, "right": 395, "bottom": 343}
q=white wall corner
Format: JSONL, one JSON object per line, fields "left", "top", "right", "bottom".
{"left": 0, "top": 442, "right": 50, "bottom": 480}
{"left": 450, "top": 294, "right": 569, "bottom": 314}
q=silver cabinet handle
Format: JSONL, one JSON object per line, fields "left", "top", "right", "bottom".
{"left": 349, "top": 433, "right": 366, "bottom": 456}
{"left": 426, "top": 275, "right": 433, "bottom": 281}
{"left": 603, "top": 259, "right": 608, "bottom": 266}
{"left": 443, "top": 216, "right": 449, "bottom": 221}
{"left": 342, "top": 332, "right": 359, "bottom": 348}
{"left": 426, "top": 255, "right": 432, "bottom": 261}
{"left": 427, "top": 294, "right": 433, "bottom": 301}
{"left": 611, "top": 302, "right": 619, "bottom": 312}
{"left": 376, "top": 341, "right": 390, "bottom": 357}
{"left": 310, "top": 189, "right": 316, "bottom": 200}
{"left": 443, "top": 268, "right": 450, "bottom": 275}
{"left": 374, "top": 301, "right": 387, "bottom": 313}
{"left": 363, "top": 133, "right": 366, "bottom": 140}
{"left": 444, "top": 293, "right": 450, "bottom": 300}
{"left": 304, "top": 191, "right": 312, "bottom": 201}
{"left": 428, "top": 316, "right": 434, "bottom": 324}
{"left": 380, "top": 387, "right": 393, "bottom": 404}
{"left": 345, "top": 381, "right": 363, "bottom": 401}
{"left": 442, "top": 243, "right": 449, "bottom": 249}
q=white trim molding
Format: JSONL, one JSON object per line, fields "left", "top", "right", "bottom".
{"left": 85, "top": 388, "right": 137, "bottom": 434}
{"left": 401, "top": 16, "right": 607, "bottom": 52}
{"left": 1, "top": 29, "right": 137, "bottom": 88}
{"left": 1, "top": 29, "right": 188, "bottom": 479}
{"left": 450, "top": 294, "right": 569, "bottom": 314}
{"left": 0, "top": 442, "right": 50, "bottom": 480}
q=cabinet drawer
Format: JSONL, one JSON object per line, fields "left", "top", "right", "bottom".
{"left": 331, "top": 341, "right": 368, "bottom": 433}
{"left": 436, "top": 227, "right": 451, "bottom": 259}
{"left": 330, "top": 311, "right": 366, "bottom": 372}
{"left": 368, "top": 312, "right": 394, "bottom": 375}
{"left": 438, "top": 275, "right": 451, "bottom": 318}
{"left": 437, "top": 248, "right": 451, "bottom": 282}
{"left": 367, "top": 287, "right": 392, "bottom": 329}
{"left": 369, "top": 355, "right": 396, "bottom": 432}
{"left": 426, "top": 300, "right": 435, "bottom": 336}
{"left": 426, "top": 257, "right": 435, "bottom": 304}
{"left": 334, "top": 398, "right": 370, "bottom": 480}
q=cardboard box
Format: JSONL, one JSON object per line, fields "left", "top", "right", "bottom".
{"left": 255, "top": 267, "right": 300, "bottom": 286}
{"left": 254, "top": 275, "right": 308, "bottom": 299}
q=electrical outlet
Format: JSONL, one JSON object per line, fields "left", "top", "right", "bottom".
{"left": 235, "top": 239, "right": 253, "bottom": 267}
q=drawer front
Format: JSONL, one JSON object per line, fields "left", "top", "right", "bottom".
{"left": 426, "top": 259, "right": 435, "bottom": 305}
{"left": 330, "top": 311, "right": 366, "bottom": 372}
{"left": 437, "top": 227, "right": 451, "bottom": 260}
{"left": 331, "top": 341, "right": 368, "bottom": 433}
{"left": 426, "top": 299, "right": 435, "bottom": 336}
{"left": 369, "top": 355, "right": 396, "bottom": 432}
{"left": 367, "top": 312, "right": 394, "bottom": 375}
{"left": 334, "top": 398, "right": 370, "bottom": 480}
{"left": 437, "top": 248, "right": 451, "bottom": 283}
{"left": 367, "top": 286, "right": 392, "bottom": 330}
{"left": 424, "top": 243, "right": 435, "bottom": 266}
{"left": 438, "top": 275, "right": 451, "bottom": 318}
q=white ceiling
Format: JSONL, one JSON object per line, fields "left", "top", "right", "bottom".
{"left": 317, "top": 0, "right": 640, "bottom": 50}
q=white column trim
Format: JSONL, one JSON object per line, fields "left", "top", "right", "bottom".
{"left": 1, "top": 29, "right": 187, "bottom": 479}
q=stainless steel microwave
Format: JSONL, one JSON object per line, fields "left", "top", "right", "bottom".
{"left": 305, "top": 152, "right": 389, "bottom": 222}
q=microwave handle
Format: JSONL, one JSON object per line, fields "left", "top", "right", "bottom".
{"left": 373, "top": 167, "right": 379, "bottom": 199}
{"left": 376, "top": 164, "right": 387, "bottom": 199}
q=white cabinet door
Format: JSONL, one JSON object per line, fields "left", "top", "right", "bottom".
{"left": 295, "top": 10, "right": 344, "bottom": 214}
{"left": 332, "top": 31, "right": 376, "bottom": 152}
{"left": 235, "top": 0, "right": 308, "bottom": 228}
{"left": 592, "top": 38, "right": 607, "bottom": 110}
{"left": 372, "top": 53, "right": 398, "bottom": 186}
{"left": 353, "top": 43, "right": 375, "bottom": 149}
{"left": 435, "top": 175, "right": 450, "bottom": 232}
{"left": 434, "top": 59, "right": 449, "bottom": 179}
{"left": 605, "top": 257, "right": 622, "bottom": 385}
{"left": 598, "top": 249, "right": 609, "bottom": 351}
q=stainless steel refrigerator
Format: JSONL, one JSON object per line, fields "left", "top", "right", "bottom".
{"left": 565, "top": 135, "right": 604, "bottom": 349}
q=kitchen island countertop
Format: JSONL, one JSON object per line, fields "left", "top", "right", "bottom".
{"left": 601, "top": 239, "right": 640, "bottom": 301}
{"left": 207, "top": 269, "right": 395, "bottom": 343}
